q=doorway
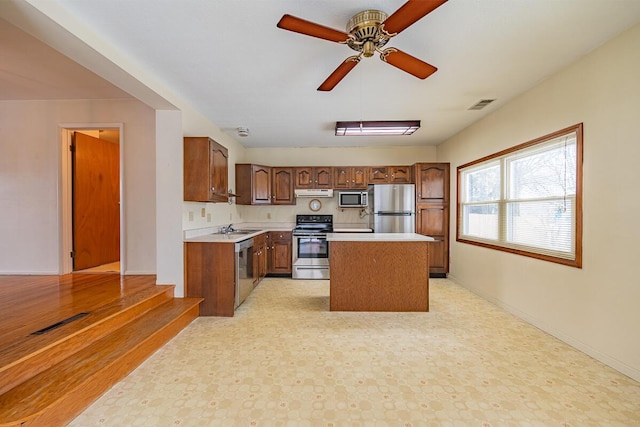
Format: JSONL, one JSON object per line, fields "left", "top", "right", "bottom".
{"left": 60, "top": 125, "right": 124, "bottom": 274}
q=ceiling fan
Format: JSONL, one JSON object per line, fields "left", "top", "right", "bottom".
{"left": 277, "top": 0, "right": 448, "bottom": 91}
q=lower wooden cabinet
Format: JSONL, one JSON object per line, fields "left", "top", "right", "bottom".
{"left": 253, "top": 233, "right": 268, "bottom": 286}
{"left": 268, "top": 231, "right": 292, "bottom": 275}
{"left": 184, "top": 242, "right": 235, "bottom": 317}
{"left": 416, "top": 204, "right": 449, "bottom": 276}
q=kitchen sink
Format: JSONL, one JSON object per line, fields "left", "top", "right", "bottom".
{"left": 214, "top": 229, "right": 258, "bottom": 236}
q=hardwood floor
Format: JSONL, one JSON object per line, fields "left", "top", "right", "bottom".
{"left": 0, "top": 274, "right": 202, "bottom": 427}
{"left": 0, "top": 274, "right": 152, "bottom": 348}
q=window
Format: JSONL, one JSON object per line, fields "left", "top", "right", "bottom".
{"left": 457, "top": 124, "right": 583, "bottom": 267}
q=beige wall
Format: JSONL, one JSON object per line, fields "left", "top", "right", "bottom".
{"left": 437, "top": 23, "right": 640, "bottom": 381}
{"left": 244, "top": 145, "right": 437, "bottom": 166}
{"left": 0, "top": 98, "right": 156, "bottom": 274}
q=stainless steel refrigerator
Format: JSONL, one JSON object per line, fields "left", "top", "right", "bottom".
{"left": 368, "top": 184, "right": 416, "bottom": 233}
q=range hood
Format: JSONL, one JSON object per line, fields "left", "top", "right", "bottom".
{"left": 294, "top": 189, "right": 334, "bottom": 198}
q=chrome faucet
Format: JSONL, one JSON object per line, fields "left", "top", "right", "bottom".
{"left": 221, "top": 223, "right": 235, "bottom": 234}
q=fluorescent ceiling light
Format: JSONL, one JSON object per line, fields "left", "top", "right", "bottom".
{"left": 335, "top": 120, "right": 420, "bottom": 136}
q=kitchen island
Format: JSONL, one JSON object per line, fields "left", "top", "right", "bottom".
{"left": 326, "top": 233, "right": 433, "bottom": 312}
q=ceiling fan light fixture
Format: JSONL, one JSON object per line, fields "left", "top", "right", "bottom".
{"left": 346, "top": 10, "right": 389, "bottom": 56}
{"left": 335, "top": 120, "right": 420, "bottom": 136}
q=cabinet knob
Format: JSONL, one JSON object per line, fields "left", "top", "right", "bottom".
{"left": 211, "top": 187, "right": 215, "bottom": 192}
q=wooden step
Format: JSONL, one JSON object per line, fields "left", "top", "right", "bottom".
{"left": 0, "top": 297, "right": 202, "bottom": 427}
{"left": 0, "top": 285, "right": 175, "bottom": 395}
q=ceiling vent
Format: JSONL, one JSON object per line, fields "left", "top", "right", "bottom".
{"left": 468, "top": 99, "right": 496, "bottom": 110}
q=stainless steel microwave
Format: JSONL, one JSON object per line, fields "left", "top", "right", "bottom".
{"left": 338, "top": 191, "right": 368, "bottom": 208}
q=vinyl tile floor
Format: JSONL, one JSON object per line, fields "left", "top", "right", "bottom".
{"left": 69, "top": 278, "right": 640, "bottom": 427}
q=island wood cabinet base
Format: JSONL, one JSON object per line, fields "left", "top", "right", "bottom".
{"left": 329, "top": 240, "right": 429, "bottom": 312}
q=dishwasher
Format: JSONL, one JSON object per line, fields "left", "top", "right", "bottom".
{"left": 235, "top": 238, "right": 254, "bottom": 309}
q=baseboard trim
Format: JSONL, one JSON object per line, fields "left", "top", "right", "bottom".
{"left": 0, "top": 271, "right": 59, "bottom": 275}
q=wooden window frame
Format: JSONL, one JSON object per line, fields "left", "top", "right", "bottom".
{"left": 456, "top": 123, "right": 583, "bottom": 268}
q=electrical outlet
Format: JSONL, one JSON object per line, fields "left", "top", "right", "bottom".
{"left": 207, "top": 213, "right": 212, "bottom": 222}
{"left": 267, "top": 212, "right": 272, "bottom": 219}
{"left": 188, "top": 211, "right": 194, "bottom": 221}
{"left": 201, "top": 207, "right": 206, "bottom": 217}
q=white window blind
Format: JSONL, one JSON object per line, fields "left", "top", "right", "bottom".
{"left": 457, "top": 124, "right": 583, "bottom": 267}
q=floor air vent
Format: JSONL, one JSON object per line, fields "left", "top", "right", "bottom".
{"left": 31, "top": 312, "right": 90, "bottom": 335}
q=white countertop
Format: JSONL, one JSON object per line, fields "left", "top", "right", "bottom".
{"left": 184, "top": 222, "right": 372, "bottom": 243}
{"left": 184, "top": 230, "right": 265, "bottom": 243}
{"left": 184, "top": 222, "right": 294, "bottom": 243}
{"left": 326, "top": 232, "right": 434, "bottom": 242}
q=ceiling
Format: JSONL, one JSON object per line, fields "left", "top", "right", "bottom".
{"left": 3, "top": 1, "right": 640, "bottom": 149}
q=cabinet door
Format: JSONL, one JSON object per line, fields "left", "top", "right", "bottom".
{"left": 351, "top": 166, "right": 368, "bottom": 189}
{"left": 184, "top": 137, "right": 228, "bottom": 202}
{"left": 295, "top": 167, "right": 313, "bottom": 189}
{"left": 251, "top": 165, "right": 271, "bottom": 204}
{"left": 417, "top": 205, "right": 449, "bottom": 274}
{"left": 416, "top": 163, "right": 449, "bottom": 203}
{"left": 369, "top": 166, "right": 389, "bottom": 183}
{"left": 314, "top": 167, "right": 333, "bottom": 188}
{"left": 270, "top": 232, "right": 292, "bottom": 274}
{"left": 209, "top": 140, "right": 229, "bottom": 202}
{"left": 333, "top": 167, "right": 351, "bottom": 189}
{"left": 259, "top": 245, "right": 268, "bottom": 280}
{"left": 389, "top": 166, "right": 412, "bottom": 183}
{"left": 271, "top": 167, "right": 294, "bottom": 204}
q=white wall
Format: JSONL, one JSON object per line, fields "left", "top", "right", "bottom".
{"left": 0, "top": 98, "right": 156, "bottom": 274}
{"left": 437, "top": 23, "right": 640, "bottom": 381}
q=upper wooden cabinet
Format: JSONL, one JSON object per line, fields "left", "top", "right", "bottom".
{"left": 333, "top": 166, "right": 368, "bottom": 189}
{"left": 184, "top": 137, "right": 229, "bottom": 202}
{"left": 271, "top": 167, "right": 294, "bottom": 204}
{"left": 415, "top": 163, "right": 450, "bottom": 203}
{"left": 236, "top": 165, "right": 294, "bottom": 205}
{"left": 294, "top": 167, "right": 333, "bottom": 189}
{"left": 368, "top": 166, "right": 413, "bottom": 184}
{"left": 236, "top": 164, "right": 271, "bottom": 205}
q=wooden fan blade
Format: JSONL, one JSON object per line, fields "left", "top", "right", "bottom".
{"left": 318, "top": 56, "right": 361, "bottom": 91}
{"left": 382, "top": 0, "right": 448, "bottom": 35}
{"left": 277, "top": 14, "right": 350, "bottom": 43}
{"left": 380, "top": 48, "right": 437, "bottom": 79}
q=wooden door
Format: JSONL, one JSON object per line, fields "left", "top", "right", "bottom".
{"left": 369, "top": 166, "right": 389, "bottom": 183}
{"left": 209, "top": 139, "right": 228, "bottom": 202}
{"left": 314, "top": 167, "right": 333, "bottom": 188}
{"left": 352, "top": 166, "right": 368, "bottom": 189}
{"left": 417, "top": 205, "right": 449, "bottom": 274}
{"left": 333, "top": 167, "right": 350, "bottom": 189}
{"left": 272, "top": 167, "right": 294, "bottom": 204}
{"left": 269, "top": 231, "right": 292, "bottom": 274}
{"left": 390, "top": 166, "right": 412, "bottom": 183}
{"left": 416, "top": 163, "right": 449, "bottom": 203}
{"left": 251, "top": 165, "right": 271, "bottom": 204}
{"left": 72, "top": 132, "right": 119, "bottom": 270}
{"left": 295, "top": 167, "right": 313, "bottom": 189}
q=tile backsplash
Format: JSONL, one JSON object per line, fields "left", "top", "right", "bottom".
{"left": 183, "top": 196, "right": 370, "bottom": 231}
{"left": 238, "top": 196, "right": 369, "bottom": 226}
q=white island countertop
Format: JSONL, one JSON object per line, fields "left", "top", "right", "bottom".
{"left": 326, "top": 232, "right": 434, "bottom": 242}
